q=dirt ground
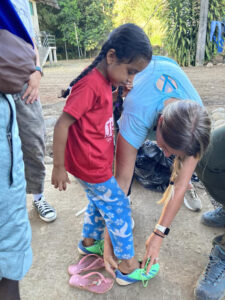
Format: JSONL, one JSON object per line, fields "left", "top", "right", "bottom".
{"left": 19, "top": 59, "right": 225, "bottom": 300}
{"left": 40, "top": 59, "right": 225, "bottom": 114}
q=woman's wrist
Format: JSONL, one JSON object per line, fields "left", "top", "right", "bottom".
{"left": 153, "top": 230, "right": 165, "bottom": 238}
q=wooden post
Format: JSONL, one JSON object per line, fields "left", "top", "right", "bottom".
{"left": 49, "top": 48, "right": 53, "bottom": 65}
{"left": 74, "top": 22, "right": 81, "bottom": 58}
{"left": 53, "top": 48, "right": 57, "bottom": 63}
{"left": 195, "top": 0, "right": 209, "bottom": 66}
{"left": 63, "top": 33, "right": 68, "bottom": 61}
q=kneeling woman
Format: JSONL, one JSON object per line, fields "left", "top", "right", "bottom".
{"left": 104, "top": 56, "right": 211, "bottom": 283}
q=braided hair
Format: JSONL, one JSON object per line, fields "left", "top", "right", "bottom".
{"left": 61, "top": 23, "right": 152, "bottom": 98}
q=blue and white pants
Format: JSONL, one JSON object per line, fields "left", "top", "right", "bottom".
{"left": 79, "top": 176, "right": 134, "bottom": 260}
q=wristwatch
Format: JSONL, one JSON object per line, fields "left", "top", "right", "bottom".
{"left": 35, "top": 66, "right": 43, "bottom": 76}
{"left": 155, "top": 223, "right": 170, "bottom": 235}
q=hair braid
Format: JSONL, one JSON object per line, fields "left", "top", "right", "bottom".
{"left": 61, "top": 51, "right": 106, "bottom": 98}
{"left": 61, "top": 23, "right": 152, "bottom": 98}
{"left": 157, "top": 156, "right": 183, "bottom": 205}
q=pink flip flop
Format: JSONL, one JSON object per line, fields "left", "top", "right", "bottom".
{"left": 69, "top": 272, "right": 114, "bottom": 294}
{"left": 68, "top": 254, "right": 105, "bottom": 275}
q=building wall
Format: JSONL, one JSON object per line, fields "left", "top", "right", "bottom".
{"left": 29, "top": 0, "right": 40, "bottom": 36}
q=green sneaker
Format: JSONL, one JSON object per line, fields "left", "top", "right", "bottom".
{"left": 78, "top": 240, "right": 104, "bottom": 256}
{"left": 115, "top": 259, "right": 159, "bottom": 286}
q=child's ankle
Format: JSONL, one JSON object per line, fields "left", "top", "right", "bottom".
{"left": 83, "top": 238, "right": 95, "bottom": 247}
{"left": 118, "top": 257, "right": 140, "bottom": 274}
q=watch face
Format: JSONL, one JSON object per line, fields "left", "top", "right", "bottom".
{"left": 165, "top": 228, "right": 170, "bottom": 235}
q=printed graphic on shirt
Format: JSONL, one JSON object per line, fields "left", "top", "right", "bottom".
{"left": 105, "top": 116, "right": 114, "bottom": 142}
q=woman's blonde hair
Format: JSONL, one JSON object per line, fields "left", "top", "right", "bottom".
{"left": 157, "top": 100, "right": 211, "bottom": 204}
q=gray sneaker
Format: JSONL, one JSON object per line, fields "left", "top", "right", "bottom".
{"left": 33, "top": 196, "right": 57, "bottom": 222}
{"left": 184, "top": 188, "right": 202, "bottom": 211}
{"left": 194, "top": 245, "right": 225, "bottom": 300}
{"left": 201, "top": 207, "right": 225, "bottom": 227}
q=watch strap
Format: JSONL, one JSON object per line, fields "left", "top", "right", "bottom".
{"left": 155, "top": 223, "right": 170, "bottom": 235}
{"left": 35, "top": 66, "right": 43, "bottom": 76}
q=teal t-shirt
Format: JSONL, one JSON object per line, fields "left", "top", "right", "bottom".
{"left": 119, "top": 56, "right": 203, "bottom": 149}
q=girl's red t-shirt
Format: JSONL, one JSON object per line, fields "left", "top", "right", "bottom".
{"left": 63, "top": 68, "right": 114, "bottom": 183}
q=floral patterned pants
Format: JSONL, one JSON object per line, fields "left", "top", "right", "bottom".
{"left": 79, "top": 176, "right": 134, "bottom": 260}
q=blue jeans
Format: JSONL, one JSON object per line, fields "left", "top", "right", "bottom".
{"left": 79, "top": 176, "right": 135, "bottom": 260}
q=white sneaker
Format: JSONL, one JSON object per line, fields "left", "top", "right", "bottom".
{"left": 33, "top": 196, "right": 57, "bottom": 222}
{"left": 184, "top": 188, "right": 202, "bottom": 212}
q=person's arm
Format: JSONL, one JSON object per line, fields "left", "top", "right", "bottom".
{"left": 22, "top": 39, "right": 42, "bottom": 104}
{"left": 104, "top": 133, "right": 138, "bottom": 275}
{"left": 104, "top": 228, "right": 118, "bottom": 278}
{"left": 142, "top": 155, "right": 199, "bottom": 273}
{"left": 115, "top": 133, "right": 138, "bottom": 194}
{"left": 51, "top": 112, "right": 75, "bottom": 191}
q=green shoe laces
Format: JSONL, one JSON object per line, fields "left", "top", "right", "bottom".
{"left": 142, "top": 258, "right": 151, "bottom": 287}
{"left": 141, "top": 258, "right": 159, "bottom": 287}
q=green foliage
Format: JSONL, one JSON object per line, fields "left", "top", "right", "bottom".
{"left": 77, "top": 0, "right": 114, "bottom": 54}
{"left": 162, "top": 0, "right": 200, "bottom": 66}
{"left": 162, "top": 0, "right": 225, "bottom": 66}
{"left": 57, "top": 0, "right": 80, "bottom": 47}
{"left": 37, "top": 0, "right": 114, "bottom": 59}
{"left": 113, "top": 0, "right": 165, "bottom": 46}
{"left": 205, "top": 0, "right": 225, "bottom": 62}
{"left": 37, "top": 0, "right": 225, "bottom": 63}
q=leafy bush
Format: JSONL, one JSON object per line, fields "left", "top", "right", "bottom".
{"left": 162, "top": 0, "right": 225, "bottom": 66}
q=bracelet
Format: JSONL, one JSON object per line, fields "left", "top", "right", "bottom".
{"left": 153, "top": 231, "right": 165, "bottom": 238}
{"left": 35, "top": 66, "right": 43, "bottom": 76}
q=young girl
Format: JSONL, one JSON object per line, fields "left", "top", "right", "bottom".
{"left": 52, "top": 23, "right": 157, "bottom": 284}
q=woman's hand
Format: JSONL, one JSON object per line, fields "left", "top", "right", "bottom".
{"left": 22, "top": 71, "right": 41, "bottom": 103}
{"left": 51, "top": 165, "right": 71, "bottom": 191}
{"left": 141, "top": 232, "right": 164, "bottom": 273}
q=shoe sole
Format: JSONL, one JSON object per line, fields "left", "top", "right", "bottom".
{"left": 39, "top": 214, "right": 57, "bottom": 223}
{"left": 184, "top": 198, "right": 202, "bottom": 212}
{"left": 194, "top": 287, "right": 225, "bottom": 300}
{"left": 200, "top": 218, "right": 225, "bottom": 227}
{"left": 77, "top": 247, "right": 89, "bottom": 255}
{"left": 116, "top": 277, "right": 136, "bottom": 286}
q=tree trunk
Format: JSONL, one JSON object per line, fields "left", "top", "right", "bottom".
{"left": 195, "top": 0, "right": 209, "bottom": 66}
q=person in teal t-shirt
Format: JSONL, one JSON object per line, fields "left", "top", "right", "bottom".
{"left": 104, "top": 56, "right": 211, "bottom": 284}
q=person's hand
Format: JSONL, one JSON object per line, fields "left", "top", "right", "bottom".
{"left": 123, "top": 81, "right": 133, "bottom": 93}
{"left": 103, "top": 233, "right": 118, "bottom": 278}
{"left": 141, "top": 232, "right": 163, "bottom": 273}
{"left": 51, "top": 165, "right": 71, "bottom": 191}
{"left": 22, "top": 70, "right": 42, "bottom": 104}
{"left": 112, "top": 82, "right": 133, "bottom": 101}
{"left": 121, "top": 82, "right": 133, "bottom": 98}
